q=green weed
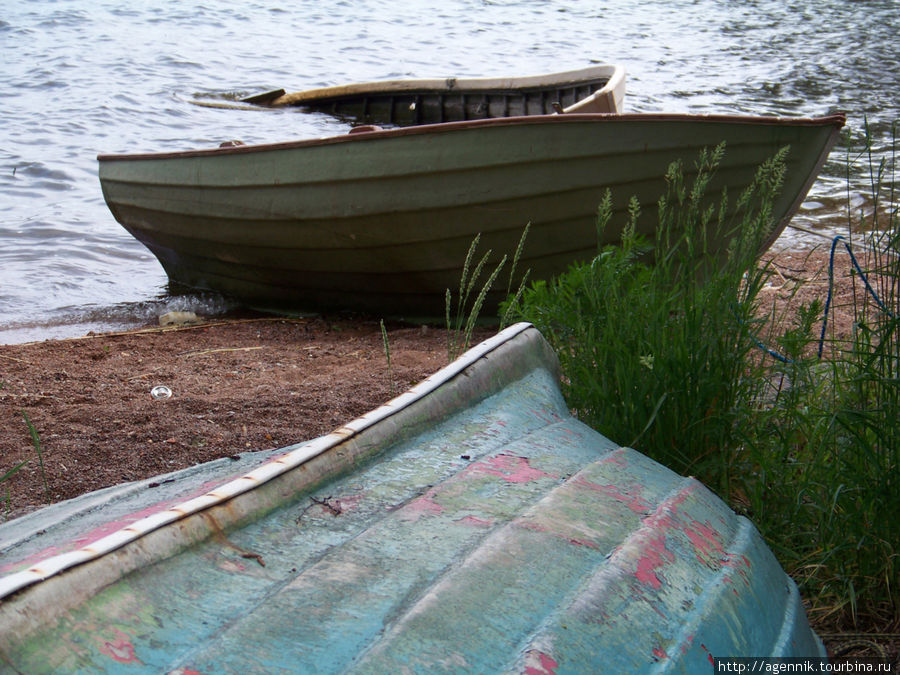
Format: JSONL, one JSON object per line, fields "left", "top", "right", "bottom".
{"left": 1, "top": 412, "right": 52, "bottom": 518}
{"left": 1, "top": 459, "right": 29, "bottom": 519}
{"left": 445, "top": 226, "right": 531, "bottom": 360}
{"left": 445, "top": 234, "right": 507, "bottom": 361}
{"left": 509, "top": 131, "right": 899, "bottom": 631}
{"left": 736, "top": 123, "right": 899, "bottom": 630}
{"left": 380, "top": 319, "right": 395, "bottom": 397}
{"left": 511, "top": 143, "right": 779, "bottom": 488}
{"left": 22, "top": 411, "right": 50, "bottom": 503}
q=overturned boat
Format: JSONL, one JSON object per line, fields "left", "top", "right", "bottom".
{"left": 0, "top": 324, "right": 825, "bottom": 672}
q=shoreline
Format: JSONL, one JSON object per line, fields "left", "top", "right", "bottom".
{"left": 0, "top": 316, "right": 499, "bottom": 523}
{"left": 0, "top": 240, "right": 873, "bottom": 517}
{"left": 0, "top": 242, "right": 894, "bottom": 657}
{"left": 0, "top": 242, "right": 873, "bottom": 530}
{"left": 0, "top": 224, "right": 869, "bottom": 349}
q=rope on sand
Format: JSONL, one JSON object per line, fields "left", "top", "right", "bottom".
{"left": 818, "top": 235, "right": 894, "bottom": 357}
{"left": 750, "top": 234, "right": 894, "bottom": 362}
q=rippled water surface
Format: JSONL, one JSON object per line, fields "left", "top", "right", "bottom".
{"left": 2, "top": 0, "right": 898, "bottom": 342}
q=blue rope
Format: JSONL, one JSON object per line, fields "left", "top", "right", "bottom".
{"left": 734, "top": 302, "right": 792, "bottom": 364}
{"left": 817, "top": 235, "right": 894, "bottom": 358}
{"left": 746, "top": 235, "right": 894, "bottom": 363}
{"left": 751, "top": 332, "right": 791, "bottom": 363}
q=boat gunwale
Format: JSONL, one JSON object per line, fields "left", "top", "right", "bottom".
{"left": 0, "top": 323, "right": 540, "bottom": 603}
{"left": 267, "top": 63, "right": 624, "bottom": 106}
{"left": 96, "top": 111, "right": 847, "bottom": 163}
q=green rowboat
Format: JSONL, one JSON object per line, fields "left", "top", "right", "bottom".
{"left": 98, "top": 66, "right": 843, "bottom": 318}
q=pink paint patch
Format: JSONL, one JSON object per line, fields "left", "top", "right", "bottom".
{"left": 517, "top": 520, "right": 597, "bottom": 549}
{"left": 456, "top": 515, "right": 493, "bottom": 528}
{"left": 218, "top": 559, "right": 247, "bottom": 573}
{"left": 638, "top": 483, "right": 700, "bottom": 535}
{"left": 683, "top": 519, "right": 725, "bottom": 563}
{"left": 529, "top": 408, "right": 562, "bottom": 425}
{"left": 636, "top": 556, "right": 663, "bottom": 589}
{"left": 600, "top": 448, "right": 628, "bottom": 466}
{"left": 97, "top": 628, "right": 140, "bottom": 664}
{"left": 470, "top": 454, "right": 555, "bottom": 483}
{"left": 523, "top": 650, "right": 559, "bottom": 675}
{"left": 399, "top": 495, "right": 444, "bottom": 521}
{"left": 0, "top": 547, "right": 63, "bottom": 575}
{"left": 333, "top": 493, "right": 363, "bottom": 513}
{"left": 722, "top": 553, "right": 752, "bottom": 585}
{"left": 517, "top": 521, "right": 549, "bottom": 535}
{"left": 634, "top": 534, "right": 673, "bottom": 590}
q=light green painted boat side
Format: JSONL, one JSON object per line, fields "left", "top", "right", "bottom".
{"left": 98, "top": 112, "right": 844, "bottom": 317}
{"left": 0, "top": 325, "right": 824, "bottom": 673}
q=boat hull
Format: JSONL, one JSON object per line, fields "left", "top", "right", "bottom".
{"left": 99, "top": 113, "right": 844, "bottom": 318}
{"left": 0, "top": 324, "right": 824, "bottom": 672}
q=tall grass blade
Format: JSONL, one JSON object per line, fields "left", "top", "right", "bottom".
{"left": 499, "top": 225, "right": 532, "bottom": 329}
{"left": 1, "top": 461, "right": 28, "bottom": 520}
{"left": 22, "top": 411, "right": 50, "bottom": 503}
{"left": 0, "top": 459, "right": 28, "bottom": 486}
{"left": 445, "top": 235, "right": 509, "bottom": 361}
{"left": 379, "top": 319, "right": 395, "bottom": 397}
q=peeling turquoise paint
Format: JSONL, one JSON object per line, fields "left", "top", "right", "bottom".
{"left": 0, "top": 325, "right": 824, "bottom": 673}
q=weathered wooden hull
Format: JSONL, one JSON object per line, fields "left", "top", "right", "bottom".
{"left": 98, "top": 112, "right": 844, "bottom": 318}
{"left": 0, "top": 324, "right": 824, "bottom": 672}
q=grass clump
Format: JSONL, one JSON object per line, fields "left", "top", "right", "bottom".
{"left": 506, "top": 133, "right": 899, "bottom": 632}
{"left": 445, "top": 234, "right": 506, "bottom": 361}
{"left": 23, "top": 411, "right": 50, "bottom": 503}
{"left": 1, "top": 459, "right": 29, "bottom": 519}
{"left": 506, "top": 142, "right": 780, "bottom": 489}
{"left": 738, "top": 125, "right": 899, "bottom": 631}
{"left": 2, "top": 411, "right": 51, "bottom": 518}
{"left": 445, "top": 226, "right": 530, "bottom": 361}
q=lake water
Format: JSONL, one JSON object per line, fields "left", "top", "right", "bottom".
{"left": 2, "top": 0, "right": 898, "bottom": 343}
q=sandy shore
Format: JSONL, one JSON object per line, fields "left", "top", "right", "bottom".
{"left": 0, "top": 242, "right": 875, "bottom": 521}
{"left": 1, "top": 316, "right": 494, "bottom": 522}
